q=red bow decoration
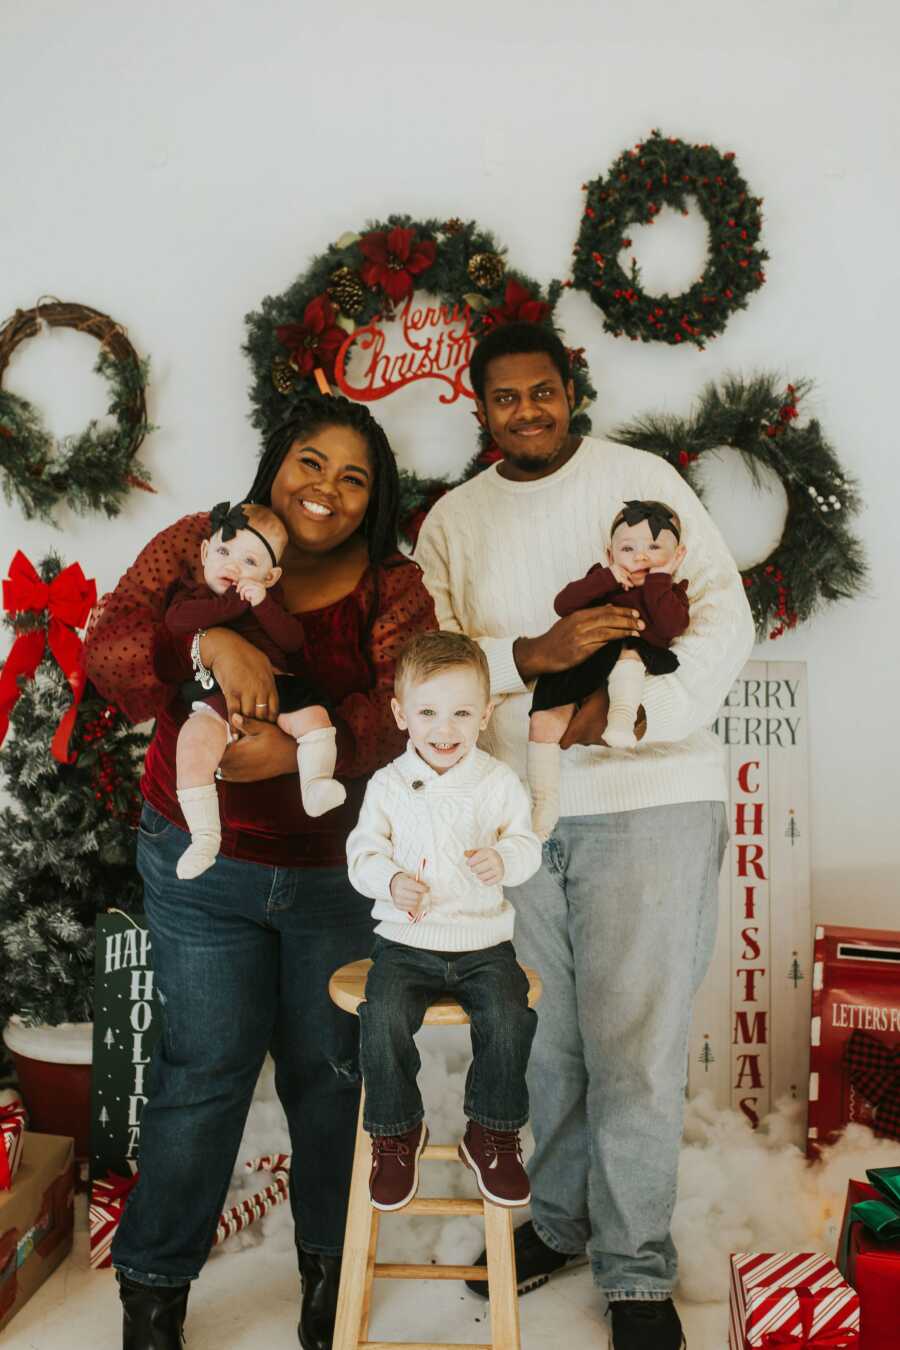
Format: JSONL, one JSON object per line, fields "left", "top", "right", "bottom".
{"left": 759, "top": 1287, "right": 859, "bottom": 1348}
{"left": 0, "top": 550, "right": 97, "bottom": 764}
{"left": 844, "top": 1029, "right": 900, "bottom": 1142}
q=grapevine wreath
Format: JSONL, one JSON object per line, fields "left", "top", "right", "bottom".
{"left": 243, "top": 215, "right": 596, "bottom": 543}
{"left": 0, "top": 301, "right": 154, "bottom": 522}
{"left": 612, "top": 373, "right": 866, "bottom": 638}
{"left": 572, "top": 130, "right": 767, "bottom": 350}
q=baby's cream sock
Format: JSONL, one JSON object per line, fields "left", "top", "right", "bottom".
{"left": 298, "top": 726, "right": 347, "bottom": 817}
{"left": 603, "top": 659, "right": 645, "bottom": 749}
{"left": 176, "top": 784, "right": 222, "bottom": 879}
{"left": 527, "top": 741, "right": 561, "bottom": 840}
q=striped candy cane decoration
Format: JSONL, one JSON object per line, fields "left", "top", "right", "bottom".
{"left": 212, "top": 1154, "right": 291, "bottom": 1247}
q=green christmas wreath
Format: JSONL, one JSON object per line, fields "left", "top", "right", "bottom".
{"left": 244, "top": 215, "right": 596, "bottom": 543}
{"left": 0, "top": 302, "right": 154, "bottom": 523}
{"left": 572, "top": 130, "right": 767, "bottom": 350}
{"left": 612, "top": 373, "right": 866, "bottom": 638}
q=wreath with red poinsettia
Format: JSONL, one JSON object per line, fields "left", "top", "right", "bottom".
{"left": 243, "top": 215, "right": 596, "bottom": 544}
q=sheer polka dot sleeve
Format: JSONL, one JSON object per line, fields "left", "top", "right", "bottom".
{"left": 334, "top": 558, "right": 437, "bottom": 779}
{"left": 84, "top": 514, "right": 208, "bottom": 723}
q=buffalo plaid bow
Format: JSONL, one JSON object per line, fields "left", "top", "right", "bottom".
{"left": 844, "top": 1029, "right": 900, "bottom": 1141}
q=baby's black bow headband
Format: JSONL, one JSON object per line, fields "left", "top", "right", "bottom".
{"left": 619, "top": 499, "right": 681, "bottom": 542}
{"left": 209, "top": 500, "right": 278, "bottom": 567}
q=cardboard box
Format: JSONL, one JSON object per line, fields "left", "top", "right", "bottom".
{"left": 837, "top": 1177, "right": 900, "bottom": 1350}
{"left": 0, "top": 1133, "right": 74, "bottom": 1333}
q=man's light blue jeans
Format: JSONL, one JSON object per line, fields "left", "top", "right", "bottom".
{"left": 507, "top": 800, "right": 728, "bottom": 1301}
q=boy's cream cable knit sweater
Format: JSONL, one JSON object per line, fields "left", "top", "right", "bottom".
{"left": 414, "top": 437, "right": 756, "bottom": 817}
{"left": 346, "top": 743, "right": 542, "bottom": 952}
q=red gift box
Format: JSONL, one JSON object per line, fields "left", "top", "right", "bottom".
{"left": 837, "top": 1177, "right": 900, "bottom": 1350}
{"left": 730, "top": 1252, "right": 860, "bottom": 1348}
{"left": 807, "top": 925, "right": 900, "bottom": 1159}
{"left": 89, "top": 1171, "right": 139, "bottom": 1269}
{"left": 0, "top": 1100, "right": 27, "bottom": 1191}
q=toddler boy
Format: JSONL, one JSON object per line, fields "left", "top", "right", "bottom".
{"left": 346, "top": 632, "right": 542, "bottom": 1211}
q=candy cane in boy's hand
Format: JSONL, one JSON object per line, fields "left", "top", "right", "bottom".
{"left": 409, "top": 857, "right": 428, "bottom": 923}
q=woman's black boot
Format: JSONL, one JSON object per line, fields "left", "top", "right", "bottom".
{"left": 118, "top": 1272, "right": 189, "bottom": 1349}
{"left": 298, "top": 1249, "right": 341, "bottom": 1350}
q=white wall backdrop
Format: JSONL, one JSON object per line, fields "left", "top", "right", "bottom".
{"left": 3, "top": 0, "right": 898, "bottom": 926}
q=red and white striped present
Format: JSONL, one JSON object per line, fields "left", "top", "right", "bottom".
{"left": 0, "top": 1098, "right": 27, "bottom": 1190}
{"left": 729, "top": 1252, "right": 860, "bottom": 1348}
{"left": 89, "top": 1172, "right": 140, "bottom": 1269}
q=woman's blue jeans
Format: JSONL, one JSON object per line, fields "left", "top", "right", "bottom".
{"left": 112, "top": 804, "right": 374, "bottom": 1286}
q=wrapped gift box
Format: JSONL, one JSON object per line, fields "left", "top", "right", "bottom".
{"left": 807, "top": 924, "right": 900, "bottom": 1159}
{"left": 729, "top": 1252, "right": 860, "bottom": 1349}
{"left": 89, "top": 1171, "right": 139, "bottom": 1269}
{"left": 837, "top": 1170, "right": 900, "bottom": 1350}
{"left": 0, "top": 1133, "right": 74, "bottom": 1333}
{"left": 0, "top": 1100, "right": 27, "bottom": 1191}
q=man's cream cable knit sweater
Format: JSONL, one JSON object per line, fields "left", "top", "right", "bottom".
{"left": 346, "top": 743, "right": 543, "bottom": 951}
{"left": 414, "top": 436, "right": 756, "bottom": 817}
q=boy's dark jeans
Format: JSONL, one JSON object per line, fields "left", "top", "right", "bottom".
{"left": 358, "top": 935, "right": 537, "bottom": 1135}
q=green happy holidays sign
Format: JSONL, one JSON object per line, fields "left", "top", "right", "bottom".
{"left": 90, "top": 912, "right": 160, "bottom": 1183}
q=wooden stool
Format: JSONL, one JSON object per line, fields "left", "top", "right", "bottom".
{"left": 329, "top": 958, "right": 543, "bottom": 1350}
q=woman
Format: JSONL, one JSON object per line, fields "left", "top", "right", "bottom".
{"left": 85, "top": 395, "right": 436, "bottom": 1350}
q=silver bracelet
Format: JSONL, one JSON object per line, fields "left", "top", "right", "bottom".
{"left": 190, "top": 629, "right": 215, "bottom": 691}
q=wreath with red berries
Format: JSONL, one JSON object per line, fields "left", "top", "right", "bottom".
{"left": 572, "top": 131, "right": 767, "bottom": 350}
{"left": 243, "top": 215, "right": 596, "bottom": 544}
{"left": 611, "top": 373, "right": 866, "bottom": 638}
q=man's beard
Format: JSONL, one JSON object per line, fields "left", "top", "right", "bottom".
{"left": 501, "top": 440, "right": 569, "bottom": 476}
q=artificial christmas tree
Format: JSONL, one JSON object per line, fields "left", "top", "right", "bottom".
{"left": 0, "top": 553, "right": 147, "bottom": 1143}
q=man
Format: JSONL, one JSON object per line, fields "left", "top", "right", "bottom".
{"left": 414, "top": 321, "right": 754, "bottom": 1349}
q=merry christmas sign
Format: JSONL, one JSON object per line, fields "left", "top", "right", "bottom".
{"left": 688, "top": 661, "right": 811, "bottom": 1130}
{"left": 334, "top": 298, "right": 475, "bottom": 405}
{"left": 90, "top": 912, "right": 160, "bottom": 1182}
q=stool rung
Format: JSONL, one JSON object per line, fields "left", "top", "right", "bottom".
{"left": 421, "top": 1144, "right": 461, "bottom": 1162}
{"left": 374, "top": 1262, "right": 488, "bottom": 1280}
{"left": 361, "top": 1343, "right": 492, "bottom": 1349}
{"left": 405, "top": 1197, "right": 483, "bottom": 1216}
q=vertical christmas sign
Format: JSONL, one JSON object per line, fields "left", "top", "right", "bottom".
{"left": 688, "top": 661, "right": 811, "bottom": 1131}
{"left": 90, "top": 912, "right": 160, "bottom": 1181}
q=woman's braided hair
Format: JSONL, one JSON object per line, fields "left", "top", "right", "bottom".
{"left": 244, "top": 394, "right": 403, "bottom": 653}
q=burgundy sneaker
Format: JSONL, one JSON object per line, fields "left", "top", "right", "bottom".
{"left": 458, "top": 1121, "right": 530, "bottom": 1207}
{"left": 369, "top": 1121, "right": 428, "bottom": 1212}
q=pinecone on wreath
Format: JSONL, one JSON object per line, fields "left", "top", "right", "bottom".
{"left": 327, "top": 267, "right": 365, "bottom": 318}
{"left": 271, "top": 357, "right": 295, "bottom": 395}
{"left": 467, "top": 252, "right": 505, "bottom": 290}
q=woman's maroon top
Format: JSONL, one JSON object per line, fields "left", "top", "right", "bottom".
{"left": 84, "top": 513, "right": 436, "bottom": 868}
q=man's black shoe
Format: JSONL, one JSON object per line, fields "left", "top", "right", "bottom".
{"left": 298, "top": 1249, "right": 341, "bottom": 1350}
{"left": 609, "top": 1298, "right": 686, "bottom": 1350}
{"left": 118, "top": 1272, "right": 189, "bottom": 1349}
{"left": 465, "top": 1219, "right": 586, "bottom": 1298}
